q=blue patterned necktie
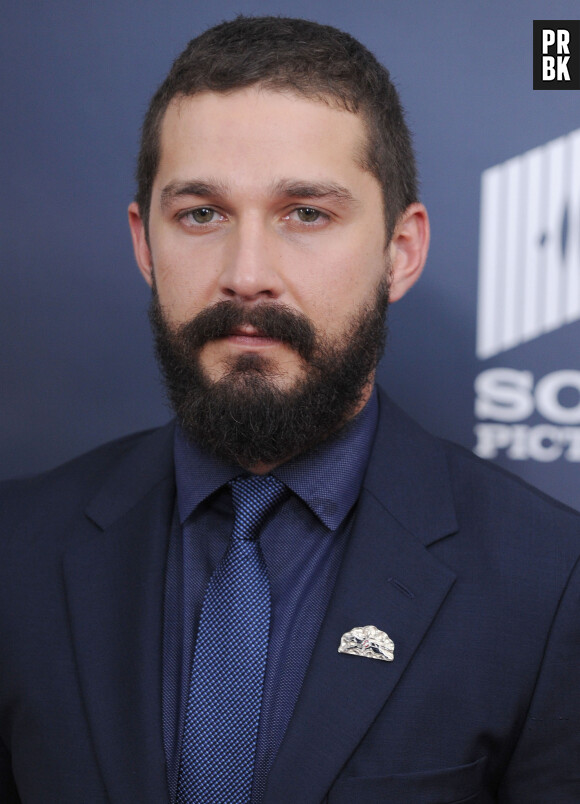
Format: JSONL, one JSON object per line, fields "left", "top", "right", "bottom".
{"left": 176, "top": 474, "right": 287, "bottom": 804}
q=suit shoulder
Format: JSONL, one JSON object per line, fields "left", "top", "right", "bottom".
{"left": 371, "top": 388, "right": 580, "bottom": 555}
{"left": 441, "top": 436, "right": 579, "bottom": 515}
{"left": 0, "top": 426, "right": 171, "bottom": 527}
{"left": 439, "top": 436, "right": 580, "bottom": 562}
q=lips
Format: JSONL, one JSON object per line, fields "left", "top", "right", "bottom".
{"left": 158, "top": 298, "right": 316, "bottom": 360}
{"left": 229, "top": 325, "right": 268, "bottom": 338}
{"left": 227, "top": 324, "right": 278, "bottom": 346}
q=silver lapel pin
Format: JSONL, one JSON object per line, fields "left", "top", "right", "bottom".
{"left": 338, "top": 625, "right": 394, "bottom": 662}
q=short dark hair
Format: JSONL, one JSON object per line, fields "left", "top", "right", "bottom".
{"left": 135, "top": 15, "right": 418, "bottom": 239}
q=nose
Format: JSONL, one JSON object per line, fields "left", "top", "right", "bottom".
{"left": 219, "top": 217, "right": 284, "bottom": 302}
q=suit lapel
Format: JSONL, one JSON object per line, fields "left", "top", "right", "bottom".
{"left": 264, "top": 390, "right": 459, "bottom": 803}
{"left": 61, "top": 392, "right": 458, "bottom": 803}
{"left": 63, "top": 424, "right": 175, "bottom": 804}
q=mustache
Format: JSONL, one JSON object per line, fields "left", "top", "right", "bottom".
{"left": 165, "top": 299, "right": 317, "bottom": 360}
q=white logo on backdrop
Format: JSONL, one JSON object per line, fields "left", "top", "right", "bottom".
{"left": 474, "top": 128, "right": 580, "bottom": 463}
{"left": 476, "top": 127, "right": 580, "bottom": 359}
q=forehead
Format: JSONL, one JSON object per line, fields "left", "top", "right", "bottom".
{"left": 153, "top": 87, "right": 374, "bottom": 193}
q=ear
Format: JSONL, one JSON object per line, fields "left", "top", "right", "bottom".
{"left": 387, "top": 202, "right": 430, "bottom": 302}
{"left": 128, "top": 201, "right": 154, "bottom": 287}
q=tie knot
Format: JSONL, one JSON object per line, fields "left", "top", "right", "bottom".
{"left": 229, "top": 474, "right": 286, "bottom": 542}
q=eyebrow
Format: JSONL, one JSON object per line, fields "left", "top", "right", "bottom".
{"left": 160, "top": 180, "right": 230, "bottom": 211}
{"left": 159, "top": 178, "right": 358, "bottom": 211}
{"left": 269, "top": 179, "right": 357, "bottom": 207}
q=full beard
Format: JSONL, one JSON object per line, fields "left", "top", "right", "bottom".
{"left": 149, "top": 280, "right": 389, "bottom": 468}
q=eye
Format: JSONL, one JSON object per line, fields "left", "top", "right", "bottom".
{"left": 188, "top": 207, "right": 217, "bottom": 224}
{"left": 295, "top": 207, "right": 322, "bottom": 223}
{"left": 178, "top": 207, "right": 225, "bottom": 227}
{"left": 283, "top": 206, "right": 330, "bottom": 227}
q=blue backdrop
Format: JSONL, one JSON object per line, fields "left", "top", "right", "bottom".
{"left": 2, "top": 1, "right": 579, "bottom": 509}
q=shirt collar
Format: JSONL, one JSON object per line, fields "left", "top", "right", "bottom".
{"left": 174, "top": 387, "right": 378, "bottom": 532}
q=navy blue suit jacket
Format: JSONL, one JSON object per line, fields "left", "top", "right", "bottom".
{"left": 1, "top": 389, "right": 580, "bottom": 802}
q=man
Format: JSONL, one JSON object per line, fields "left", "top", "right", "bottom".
{"left": 1, "top": 15, "right": 579, "bottom": 803}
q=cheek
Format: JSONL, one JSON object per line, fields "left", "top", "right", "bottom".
{"left": 150, "top": 247, "right": 221, "bottom": 320}
{"left": 297, "top": 254, "right": 384, "bottom": 334}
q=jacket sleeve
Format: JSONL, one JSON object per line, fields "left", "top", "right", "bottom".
{"left": 0, "top": 738, "right": 21, "bottom": 803}
{"left": 498, "top": 554, "right": 580, "bottom": 801}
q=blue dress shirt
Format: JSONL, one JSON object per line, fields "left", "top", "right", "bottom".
{"left": 163, "top": 389, "right": 378, "bottom": 802}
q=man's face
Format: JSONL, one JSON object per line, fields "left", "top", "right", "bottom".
{"left": 129, "top": 87, "right": 428, "bottom": 467}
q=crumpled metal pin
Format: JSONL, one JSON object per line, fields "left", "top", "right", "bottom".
{"left": 338, "top": 625, "right": 394, "bottom": 662}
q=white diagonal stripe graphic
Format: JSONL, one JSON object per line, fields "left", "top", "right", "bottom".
{"left": 477, "top": 127, "right": 580, "bottom": 359}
